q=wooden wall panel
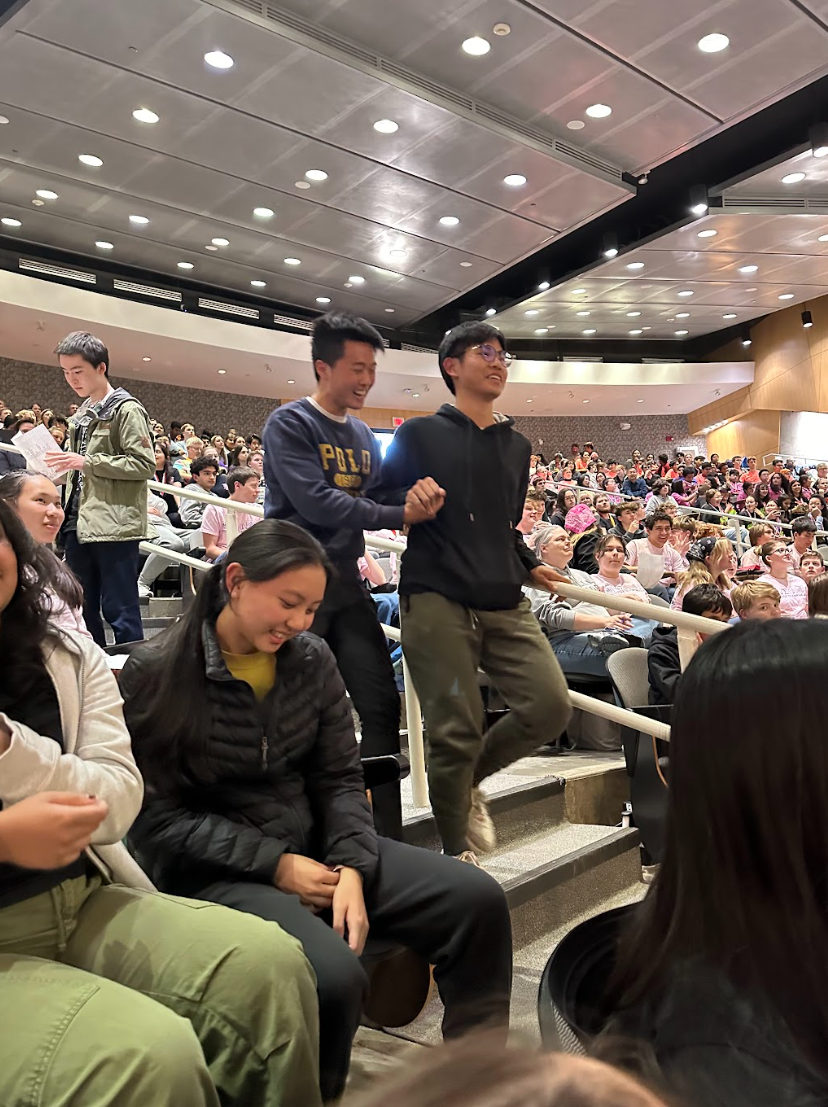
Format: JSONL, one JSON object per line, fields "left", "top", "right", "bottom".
{"left": 705, "top": 410, "right": 780, "bottom": 461}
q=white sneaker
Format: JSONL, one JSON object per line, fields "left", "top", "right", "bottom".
{"left": 137, "top": 583, "right": 152, "bottom": 600}
{"left": 466, "top": 787, "right": 497, "bottom": 854}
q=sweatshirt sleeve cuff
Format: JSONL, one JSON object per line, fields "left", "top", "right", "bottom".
{"left": 376, "top": 504, "right": 406, "bottom": 530}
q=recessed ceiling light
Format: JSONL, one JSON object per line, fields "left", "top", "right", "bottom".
{"left": 690, "top": 202, "right": 709, "bottom": 216}
{"left": 697, "top": 229, "right": 718, "bottom": 238}
{"left": 460, "top": 260, "right": 473, "bottom": 267}
{"left": 586, "top": 103, "right": 612, "bottom": 118}
{"left": 526, "top": 399, "right": 533, "bottom": 403}
{"left": 583, "top": 328, "right": 597, "bottom": 335}
{"left": 534, "top": 328, "right": 549, "bottom": 334}
{"left": 746, "top": 287, "right": 757, "bottom": 292}
{"left": 250, "top": 280, "right": 266, "bottom": 288}
{"left": 412, "top": 392, "right": 420, "bottom": 398}
{"left": 503, "top": 173, "right": 527, "bottom": 186}
{"left": 567, "top": 120, "right": 585, "bottom": 130}
{"left": 439, "top": 216, "right": 460, "bottom": 226}
{"left": 373, "top": 119, "right": 398, "bottom": 133}
{"left": 385, "top": 308, "right": 395, "bottom": 313}
{"left": 129, "top": 215, "right": 149, "bottom": 225}
{"left": 675, "top": 329, "right": 689, "bottom": 336}
{"left": 177, "top": 261, "right": 194, "bottom": 269}
{"left": 389, "top": 249, "right": 407, "bottom": 260}
{"left": 305, "top": 169, "right": 328, "bottom": 182}
{"left": 205, "top": 244, "right": 218, "bottom": 251}
{"left": 284, "top": 257, "right": 301, "bottom": 265}
{"left": 738, "top": 264, "right": 758, "bottom": 274}
{"left": 253, "top": 206, "right": 274, "bottom": 219}
{"left": 485, "top": 308, "right": 497, "bottom": 316}
{"left": 723, "top": 313, "right": 737, "bottom": 319}
{"left": 576, "top": 311, "right": 591, "bottom": 317}
{"left": 782, "top": 172, "right": 806, "bottom": 184}
{"left": 295, "top": 180, "right": 311, "bottom": 190}
{"left": 204, "top": 50, "right": 234, "bottom": 69}
{"left": 820, "top": 234, "right": 828, "bottom": 242}
{"left": 142, "top": 356, "right": 151, "bottom": 362}
{"left": 132, "top": 108, "right": 159, "bottom": 124}
{"left": 627, "top": 261, "right": 644, "bottom": 270}
{"left": 626, "top": 311, "right": 641, "bottom": 317}
{"left": 525, "top": 309, "right": 539, "bottom": 316}
{"left": 583, "top": 399, "right": 590, "bottom": 404}
{"left": 676, "top": 312, "right": 691, "bottom": 318}
{"left": 538, "top": 280, "right": 550, "bottom": 290}
{"left": 217, "top": 369, "right": 227, "bottom": 375}
{"left": 316, "top": 296, "right": 331, "bottom": 304}
{"left": 462, "top": 36, "right": 490, "bottom": 55}
{"left": 698, "top": 32, "right": 730, "bottom": 53}
{"left": 287, "top": 379, "right": 295, "bottom": 384}
{"left": 637, "top": 398, "right": 644, "bottom": 403}
{"left": 211, "top": 237, "right": 229, "bottom": 246}
{"left": 95, "top": 240, "right": 114, "bottom": 249}
{"left": 78, "top": 153, "right": 103, "bottom": 167}
{"left": 642, "top": 326, "right": 652, "bottom": 331}
{"left": 572, "top": 288, "right": 587, "bottom": 295}
{"left": 629, "top": 329, "right": 643, "bottom": 335}
{"left": 779, "top": 293, "right": 794, "bottom": 300}
{"left": 348, "top": 275, "right": 365, "bottom": 284}
{"left": 0, "top": 115, "right": 8, "bottom": 125}
{"left": 35, "top": 189, "right": 58, "bottom": 200}
{"left": 678, "top": 290, "right": 694, "bottom": 297}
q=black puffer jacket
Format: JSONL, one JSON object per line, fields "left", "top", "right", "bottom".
{"left": 120, "top": 624, "right": 379, "bottom": 895}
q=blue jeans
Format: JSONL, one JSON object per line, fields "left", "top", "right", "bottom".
{"left": 552, "top": 617, "right": 658, "bottom": 677}
{"left": 64, "top": 533, "right": 143, "bottom": 646}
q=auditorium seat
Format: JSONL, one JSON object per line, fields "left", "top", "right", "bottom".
{"left": 537, "top": 904, "right": 634, "bottom": 1052}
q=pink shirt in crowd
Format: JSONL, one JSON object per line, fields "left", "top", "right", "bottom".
{"left": 625, "top": 539, "right": 689, "bottom": 576}
{"left": 593, "top": 573, "right": 651, "bottom": 601}
{"left": 202, "top": 503, "right": 258, "bottom": 558}
{"left": 757, "top": 572, "right": 808, "bottom": 619}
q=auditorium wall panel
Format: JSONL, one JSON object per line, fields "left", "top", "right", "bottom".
{"left": 510, "top": 413, "right": 705, "bottom": 460}
{"left": 0, "top": 355, "right": 279, "bottom": 432}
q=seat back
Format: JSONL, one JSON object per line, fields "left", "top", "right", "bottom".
{"left": 606, "top": 648, "right": 649, "bottom": 710}
{"left": 625, "top": 705, "right": 671, "bottom": 863}
{"left": 646, "top": 594, "right": 671, "bottom": 609}
{"left": 538, "top": 904, "right": 636, "bottom": 1052}
{"left": 817, "top": 544, "right": 828, "bottom": 563}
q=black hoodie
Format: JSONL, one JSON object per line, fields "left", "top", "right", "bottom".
{"left": 381, "top": 404, "right": 539, "bottom": 610}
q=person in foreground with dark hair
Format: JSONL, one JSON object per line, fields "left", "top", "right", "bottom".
{"left": 44, "top": 331, "right": 156, "bottom": 646}
{"left": 0, "top": 501, "right": 322, "bottom": 1107}
{"left": 262, "top": 312, "right": 444, "bottom": 833}
{"left": 381, "top": 321, "right": 570, "bottom": 861}
{"left": 607, "top": 618, "right": 828, "bottom": 1107}
{"left": 647, "top": 584, "right": 731, "bottom": 706}
{"left": 120, "top": 520, "right": 512, "bottom": 1104}
{"left": 0, "top": 470, "right": 90, "bottom": 636}
{"left": 355, "top": 1033, "right": 668, "bottom": 1107}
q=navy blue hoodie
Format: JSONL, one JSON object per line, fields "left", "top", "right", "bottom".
{"left": 262, "top": 398, "right": 405, "bottom": 566}
{"left": 381, "top": 404, "right": 539, "bottom": 610}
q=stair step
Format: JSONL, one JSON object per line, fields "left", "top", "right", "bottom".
{"left": 148, "top": 597, "right": 184, "bottom": 618}
{"left": 403, "top": 775, "right": 565, "bottom": 852}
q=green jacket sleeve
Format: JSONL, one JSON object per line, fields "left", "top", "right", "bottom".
{"left": 84, "top": 402, "right": 156, "bottom": 481}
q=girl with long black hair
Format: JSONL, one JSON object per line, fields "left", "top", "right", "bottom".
{"left": 0, "top": 501, "right": 321, "bottom": 1107}
{"left": 120, "top": 519, "right": 512, "bottom": 1103}
{"left": 607, "top": 620, "right": 828, "bottom": 1106}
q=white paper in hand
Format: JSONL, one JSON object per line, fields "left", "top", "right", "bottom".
{"left": 12, "top": 423, "right": 67, "bottom": 483}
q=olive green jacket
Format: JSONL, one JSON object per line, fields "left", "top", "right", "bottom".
{"left": 66, "top": 388, "right": 155, "bottom": 543}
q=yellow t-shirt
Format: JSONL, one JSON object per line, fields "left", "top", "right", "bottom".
{"left": 221, "top": 649, "right": 277, "bottom": 702}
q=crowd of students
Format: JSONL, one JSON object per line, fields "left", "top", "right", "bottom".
{"left": 2, "top": 312, "right": 828, "bottom": 1106}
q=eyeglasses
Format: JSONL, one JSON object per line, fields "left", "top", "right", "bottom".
{"left": 471, "top": 343, "right": 515, "bottom": 368}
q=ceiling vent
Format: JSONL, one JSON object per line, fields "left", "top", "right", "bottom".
{"left": 114, "top": 280, "right": 182, "bottom": 301}
{"left": 19, "top": 259, "right": 96, "bottom": 284}
{"left": 198, "top": 298, "right": 260, "bottom": 319}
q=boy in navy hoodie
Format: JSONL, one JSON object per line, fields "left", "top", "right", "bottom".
{"left": 382, "top": 322, "right": 571, "bottom": 862}
{"left": 262, "top": 313, "right": 443, "bottom": 780}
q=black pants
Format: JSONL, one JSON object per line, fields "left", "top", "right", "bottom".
{"left": 198, "top": 838, "right": 512, "bottom": 1102}
{"left": 63, "top": 533, "right": 144, "bottom": 646}
{"left": 312, "top": 571, "right": 400, "bottom": 758}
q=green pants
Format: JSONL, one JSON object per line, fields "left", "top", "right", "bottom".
{"left": 402, "top": 593, "right": 571, "bottom": 854}
{"left": 0, "top": 874, "right": 321, "bottom": 1107}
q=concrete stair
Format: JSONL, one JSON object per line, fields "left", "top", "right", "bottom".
{"left": 398, "top": 752, "right": 644, "bottom": 1043}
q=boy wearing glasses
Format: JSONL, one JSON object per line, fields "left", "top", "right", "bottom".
{"left": 382, "top": 322, "right": 571, "bottom": 863}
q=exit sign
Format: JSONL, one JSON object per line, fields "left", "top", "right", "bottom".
{"left": 392, "top": 416, "right": 404, "bottom": 428}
